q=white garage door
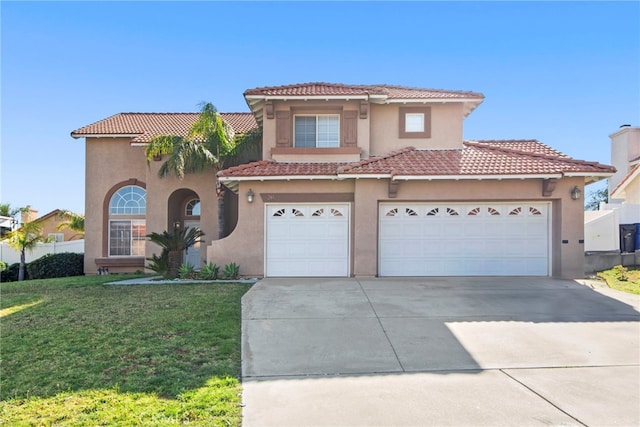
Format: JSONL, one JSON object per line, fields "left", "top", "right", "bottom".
{"left": 379, "top": 203, "right": 550, "bottom": 276}
{"left": 266, "top": 204, "right": 350, "bottom": 277}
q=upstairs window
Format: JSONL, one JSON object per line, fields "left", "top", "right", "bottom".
{"left": 399, "top": 107, "right": 431, "bottom": 139}
{"left": 294, "top": 115, "right": 340, "bottom": 148}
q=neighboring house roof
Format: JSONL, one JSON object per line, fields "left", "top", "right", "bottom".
{"left": 70, "top": 112, "right": 257, "bottom": 143}
{"left": 611, "top": 163, "right": 640, "bottom": 199}
{"left": 244, "top": 82, "right": 485, "bottom": 123}
{"left": 218, "top": 140, "right": 615, "bottom": 186}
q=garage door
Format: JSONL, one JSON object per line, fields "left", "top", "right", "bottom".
{"left": 379, "top": 203, "right": 550, "bottom": 276}
{"left": 266, "top": 204, "right": 350, "bottom": 277}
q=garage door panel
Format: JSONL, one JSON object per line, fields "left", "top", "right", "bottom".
{"left": 266, "top": 204, "right": 349, "bottom": 277}
{"left": 380, "top": 202, "right": 549, "bottom": 277}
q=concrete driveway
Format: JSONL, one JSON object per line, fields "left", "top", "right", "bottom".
{"left": 241, "top": 277, "right": 640, "bottom": 426}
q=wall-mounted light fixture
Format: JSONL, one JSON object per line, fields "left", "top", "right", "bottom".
{"left": 571, "top": 186, "right": 582, "bottom": 200}
{"left": 173, "top": 221, "right": 181, "bottom": 229}
{"left": 247, "top": 189, "right": 255, "bottom": 204}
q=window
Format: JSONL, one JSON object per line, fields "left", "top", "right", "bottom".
{"left": 109, "top": 220, "right": 146, "bottom": 256}
{"left": 108, "top": 185, "right": 146, "bottom": 256}
{"left": 294, "top": 115, "right": 340, "bottom": 148}
{"left": 48, "top": 233, "right": 64, "bottom": 242}
{"left": 405, "top": 113, "right": 425, "bottom": 132}
{"left": 186, "top": 199, "right": 201, "bottom": 216}
{"left": 109, "top": 185, "right": 146, "bottom": 215}
{"left": 399, "top": 107, "right": 431, "bottom": 138}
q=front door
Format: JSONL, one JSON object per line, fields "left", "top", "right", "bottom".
{"left": 183, "top": 220, "right": 201, "bottom": 268}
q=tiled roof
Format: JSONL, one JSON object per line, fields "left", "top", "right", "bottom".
{"left": 71, "top": 112, "right": 257, "bottom": 143}
{"left": 219, "top": 160, "right": 348, "bottom": 177}
{"left": 218, "top": 140, "right": 615, "bottom": 179}
{"left": 611, "top": 163, "right": 640, "bottom": 198}
{"left": 244, "top": 82, "right": 483, "bottom": 100}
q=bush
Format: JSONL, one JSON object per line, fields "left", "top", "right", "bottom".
{"left": 0, "top": 263, "right": 24, "bottom": 282}
{"left": 199, "top": 262, "right": 219, "bottom": 280}
{"left": 26, "top": 252, "right": 84, "bottom": 279}
{"left": 223, "top": 262, "right": 240, "bottom": 280}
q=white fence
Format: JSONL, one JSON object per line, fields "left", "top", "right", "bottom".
{"left": 0, "top": 240, "right": 84, "bottom": 265}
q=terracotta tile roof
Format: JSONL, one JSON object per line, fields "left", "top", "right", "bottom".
{"left": 219, "top": 160, "right": 348, "bottom": 177}
{"left": 218, "top": 140, "right": 615, "bottom": 179}
{"left": 71, "top": 112, "right": 257, "bottom": 143}
{"left": 244, "top": 82, "right": 483, "bottom": 100}
{"left": 611, "top": 163, "right": 640, "bottom": 198}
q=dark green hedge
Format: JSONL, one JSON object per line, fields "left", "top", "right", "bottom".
{"left": 0, "top": 263, "right": 26, "bottom": 282}
{"left": 26, "top": 252, "right": 84, "bottom": 280}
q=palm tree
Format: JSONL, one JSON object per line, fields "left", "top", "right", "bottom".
{"left": 145, "top": 102, "right": 261, "bottom": 239}
{"left": 56, "top": 210, "right": 85, "bottom": 240}
{"left": 3, "top": 221, "right": 44, "bottom": 281}
{"left": 146, "top": 226, "right": 205, "bottom": 277}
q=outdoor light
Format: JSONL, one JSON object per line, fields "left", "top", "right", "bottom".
{"left": 247, "top": 189, "right": 255, "bottom": 204}
{"left": 571, "top": 186, "right": 582, "bottom": 200}
{"left": 173, "top": 221, "right": 181, "bottom": 229}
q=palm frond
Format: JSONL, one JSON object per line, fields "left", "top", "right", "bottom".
{"left": 145, "top": 135, "right": 182, "bottom": 164}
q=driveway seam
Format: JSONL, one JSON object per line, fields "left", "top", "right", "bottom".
{"left": 499, "top": 369, "right": 588, "bottom": 427}
{"left": 356, "top": 278, "right": 406, "bottom": 372}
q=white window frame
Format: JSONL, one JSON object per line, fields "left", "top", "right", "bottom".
{"left": 405, "top": 113, "right": 425, "bottom": 133}
{"left": 294, "top": 114, "right": 340, "bottom": 148}
{"left": 108, "top": 219, "right": 146, "bottom": 257}
{"left": 48, "top": 233, "right": 64, "bottom": 243}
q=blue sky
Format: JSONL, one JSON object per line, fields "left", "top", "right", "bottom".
{"left": 2, "top": 1, "right": 639, "bottom": 217}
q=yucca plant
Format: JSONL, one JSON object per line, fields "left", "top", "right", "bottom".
{"left": 146, "top": 226, "right": 205, "bottom": 278}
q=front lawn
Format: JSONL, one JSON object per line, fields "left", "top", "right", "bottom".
{"left": 0, "top": 275, "right": 251, "bottom": 426}
{"left": 597, "top": 265, "right": 640, "bottom": 295}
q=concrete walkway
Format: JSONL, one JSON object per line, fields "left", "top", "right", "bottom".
{"left": 241, "top": 277, "right": 640, "bottom": 426}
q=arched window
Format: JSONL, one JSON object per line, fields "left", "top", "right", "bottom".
{"left": 108, "top": 185, "right": 146, "bottom": 256}
{"left": 186, "top": 199, "right": 201, "bottom": 216}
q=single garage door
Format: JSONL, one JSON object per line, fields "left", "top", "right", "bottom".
{"left": 379, "top": 202, "right": 550, "bottom": 276}
{"left": 266, "top": 204, "right": 350, "bottom": 277}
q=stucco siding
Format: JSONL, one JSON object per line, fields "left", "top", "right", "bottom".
{"left": 209, "top": 177, "right": 586, "bottom": 279}
{"left": 369, "top": 103, "right": 464, "bottom": 155}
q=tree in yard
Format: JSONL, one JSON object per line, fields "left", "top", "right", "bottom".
{"left": 146, "top": 226, "right": 205, "bottom": 278}
{"left": 585, "top": 187, "right": 608, "bottom": 211}
{"left": 56, "top": 210, "right": 85, "bottom": 240}
{"left": 145, "top": 102, "right": 261, "bottom": 238}
{"left": 2, "top": 220, "right": 44, "bottom": 281}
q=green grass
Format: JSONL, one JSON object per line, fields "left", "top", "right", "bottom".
{"left": 597, "top": 265, "right": 640, "bottom": 295}
{"left": 0, "top": 274, "right": 251, "bottom": 426}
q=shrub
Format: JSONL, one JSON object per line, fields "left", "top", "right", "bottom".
{"left": 223, "top": 262, "right": 240, "bottom": 280}
{"left": 612, "top": 265, "right": 629, "bottom": 281}
{"left": 0, "top": 263, "right": 24, "bottom": 282}
{"left": 26, "top": 252, "right": 84, "bottom": 279}
{"left": 0, "top": 261, "right": 6, "bottom": 272}
{"left": 146, "top": 252, "right": 169, "bottom": 276}
{"left": 178, "top": 263, "right": 197, "bottom": 279}
{"left": 199, "top": 262, "right": 219, "bottom": 280}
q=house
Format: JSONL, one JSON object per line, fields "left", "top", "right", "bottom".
{"left": 33, "top": 209, "right": 84, "bottom": 242}
{"left": 71, "top": 112, "right": 257, "bottom": 274}
{"left": 585, "top": 125, "right": 640, "bottom": 258}
{"left": 72, "top": 82, "right": 615, "bottom": 278}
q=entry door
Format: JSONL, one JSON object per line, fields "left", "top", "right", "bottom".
{"left": 379, "top": 202, "right": 550, "bottom": 276}
{"left": 184, "top": 220, "right": 201, "bottom": 268}
{"left": 265, "top": 204, "right": 350, "bottom": 277}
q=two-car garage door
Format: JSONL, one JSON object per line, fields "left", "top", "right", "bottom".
{"left": 379, "top": 202, "right": 550, "bottom": 276}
